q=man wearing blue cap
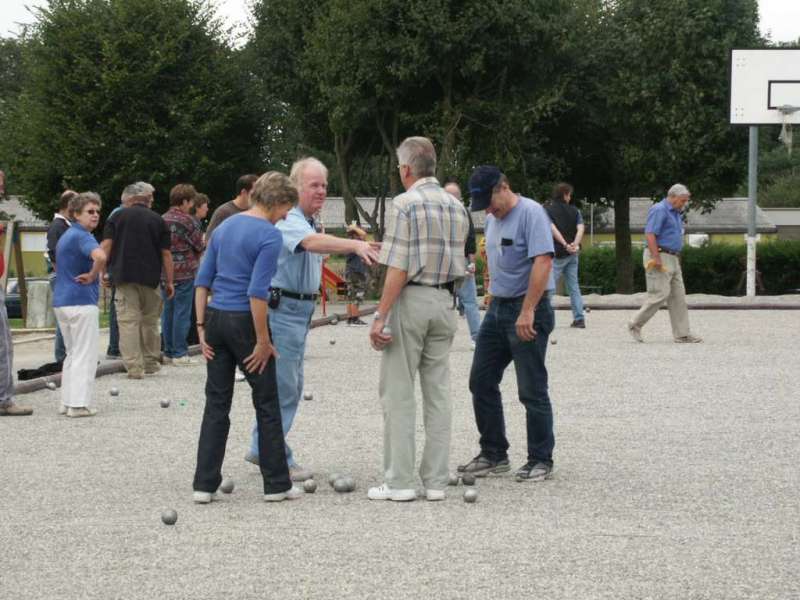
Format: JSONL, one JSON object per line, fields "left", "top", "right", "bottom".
{"left": 458, "top": 166, "right": 557, "bottom": 482}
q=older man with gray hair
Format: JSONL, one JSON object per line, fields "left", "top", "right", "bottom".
{"left": 368, "top": 137, "right": 470, "bottom": 502}
{"left": 628, "top": 183, "right": 702, "bottom": 343}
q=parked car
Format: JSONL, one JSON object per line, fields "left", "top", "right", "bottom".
{"left": 4, "top": 277, "right": 50, "bottom": 319}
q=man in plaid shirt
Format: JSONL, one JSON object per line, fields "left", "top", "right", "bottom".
{"left": 368, "top": 136, "right": 469, "bottom": 502}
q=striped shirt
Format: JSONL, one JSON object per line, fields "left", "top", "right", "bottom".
{"left": 379, "top": 177, "right": 469, "bottom": 285}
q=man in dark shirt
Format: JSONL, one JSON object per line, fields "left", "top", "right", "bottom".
{"left": 47, "top": 190, "right": 77, "bottom": 363}
{"left": 205, "top": 174, "right": 257, "bottom": 241}
{"left": 101, "top": 182, "right": 174, "bottom": 379}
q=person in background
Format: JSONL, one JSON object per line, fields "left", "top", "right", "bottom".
{"left": 193, "top": 171, "right": 301, "bottom": 503}
{"left": 205, "top": 174, "right": 258, "bottom": 241}
{"left": 47, "top": 190, "right": 78, "bottom": 364}
{"left": 187, "top": 193, "right": 210, "bottom": 347}
{"left": 53, "top": 193, "right": 107, "bottom": 418}
{"left": 161, "top": 184, "right": 204, "bottom": 366}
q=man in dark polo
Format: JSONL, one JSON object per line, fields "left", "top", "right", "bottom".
{"left": 102, "top": 182, "right": 174, "bottom": 379}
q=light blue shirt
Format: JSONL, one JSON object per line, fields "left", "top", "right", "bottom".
{"left": 269, "top": 206, "right": 324, "bottom": 295}
{"left": 645, "top": 198, "right": 684, "bottom": 253}
{"left": 485, "top": 196, "right": 555, "bottom": 297}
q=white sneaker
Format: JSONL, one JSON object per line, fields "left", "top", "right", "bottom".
{"left": 264, "top": 485, "right": 304, "bottom": 502}
{"left": 425, "top": 489, "right": 446, "bottom": 501}
{"left": 367, "top": 483, "right": 416, "bottom": 502}
{"left": 193, "top": 491, "right": 215, "bottom": 504}
{"left": 66, "top": 407, "right": 97, "bottom": 418}
{"left": 172, "top": 355, "right": 198, "bottom": 366}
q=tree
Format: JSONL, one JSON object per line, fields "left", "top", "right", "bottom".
{"left": 586, "top": 0, "right": 762, "bottom": 291}
{"left": 3, "top": 0, "right": 260, "bottom": 218}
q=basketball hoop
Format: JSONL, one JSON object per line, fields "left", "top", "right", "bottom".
{"left": 778, "top": 105, "right": 799, "bottom": 155}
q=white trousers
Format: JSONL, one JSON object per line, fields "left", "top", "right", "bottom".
{"left": 54, "top": 305, "right": 99, "bottom": 408}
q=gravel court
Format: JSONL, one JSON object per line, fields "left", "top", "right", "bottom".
{"left": 1, "top": 309, "right": 798, "bottom": 599}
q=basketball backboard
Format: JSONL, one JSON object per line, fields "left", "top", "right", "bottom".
{"left": 730, "top": 49, "right": 800, "bottom": 125}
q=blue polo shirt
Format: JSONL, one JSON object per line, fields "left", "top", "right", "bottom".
{"left": 195, "top": 213, "right": 282, "bottom": 312}
{"left": 269, "top": 206, "right": 324, "bottom": 295}
{"left": 53, "top": 223, "right": 100, "bottom": 307}
{"left": 645, "top": 198, "right": 684, "bottom": 253}
{"left": 485, "top": 196, "right": 555, "bottom": 298}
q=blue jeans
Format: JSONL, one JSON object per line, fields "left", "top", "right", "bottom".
{"left": 161, "top": 280, "right": 194, "bottom": 358}
{"left": 49, "top": 275, "right": 66, "bottom": 363}
{"left": 456, "top": 275, "right": 481, "bottom": 341}
{"left": 552, "top": 254, "right": 584, "bottom": 321}
{"left": 107, "top": 286, "right": 120, "bottom": 356}
{"left": 469, "top": 294, "right": 555, "bottom": 464}
{"left": 249, "top": 296, "right": 315, "bottom": 467}
{"left": 194, "top": 308, "right": 291, "bottom": 495}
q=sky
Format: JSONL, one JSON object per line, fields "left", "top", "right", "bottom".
{"left": 1, "top": 0, "right": 799, "bottom": 42}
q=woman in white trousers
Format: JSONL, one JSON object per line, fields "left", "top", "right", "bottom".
{"left": 53, "top": 193, "right": 107, "bottom": 418}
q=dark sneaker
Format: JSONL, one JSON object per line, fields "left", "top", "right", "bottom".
{"left": 351, "top": 318, "right": 368, "bottom": 326}
{"left": 456, "top": 454, "right": 511, "bottom": 477}
{"left": 515, "top": 461, "right": 553, "bottom": 482}
{"left": 570, "top": 319, "right": 586, "bottom": 329}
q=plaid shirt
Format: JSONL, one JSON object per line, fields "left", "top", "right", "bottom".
{"left": 163, "top": 206, "right": 205, "bottom": 282}
{"left": 379, "top": 177, "right": 469, "bottom": 285}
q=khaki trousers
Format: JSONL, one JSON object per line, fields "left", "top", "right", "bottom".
{"left": 379, "top": 285, "right": 457, "bottom": 490}
{"left": 631, "top": 248, "right": 691, "bottom": 339}
{"left": 115, "top": 283, "right": 163, "bottom": 377}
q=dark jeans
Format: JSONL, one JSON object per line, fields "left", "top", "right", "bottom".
{"left": 193, "top": 308, "right": 291, "bottom": 495}
{"left": 107, "top": 286, "right": 120, "bottom": 356}
{"left": 469, "top": 294, "right": 555, "bottom": 465}
{"left": 49, "top": 275, "right": 66, "bottom": 363}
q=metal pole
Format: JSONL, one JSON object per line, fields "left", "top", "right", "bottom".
{"left": 590, "top": 202, "right": 594, "bottom": 247}
{"left": 746, "top": 126, "right": 758, "bottom": 297}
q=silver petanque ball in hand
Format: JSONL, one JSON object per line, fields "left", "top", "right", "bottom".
{"left": 160, "top": 399, "right": 170, "bottom": 408}
{"left": 303, "top": 479, "right": 318, "bottom": 493}
{"left": 109, "top": 387, "right": 119, "bottom": 397}
{"left": 161, "top": 509, "right": 178, "bottom": 525}
{"left": 463, "top": 488, "right": 478, "bottom": 503}
{"left": 219, "top": 478, "right": 235, "bottom": 494}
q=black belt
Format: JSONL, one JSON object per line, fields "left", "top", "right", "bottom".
{"left": 407, "top": 280, "right": 455, "bottom": 293}
{"left": 270, "top": 287, "right": 318, "bottom": 301}
{"left": 658, "top": 247, "right": 681, "bottom": 257}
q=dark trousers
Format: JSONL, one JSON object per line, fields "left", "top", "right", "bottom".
{"left": 107, "top": 286, "right": 120, "bottom": 356}
{"left": 469, "top": 294, "right": 555, "bottom": 465}
{"left": 193, "top": 308, "right": 291, "bottom": 494}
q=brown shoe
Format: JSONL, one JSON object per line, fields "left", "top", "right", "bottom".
{"left": 675, "top": 335, "right": 703, "bottom": 344}
{"left": 66, "top": 407, "right": 97, "bottom": 418}
{"left": 0, "top": 403, "right": 34, "bottom": 416}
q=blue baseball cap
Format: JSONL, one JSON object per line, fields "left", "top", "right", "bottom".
{"left": 468, "top": 165, "right": 502, "bottom": 211}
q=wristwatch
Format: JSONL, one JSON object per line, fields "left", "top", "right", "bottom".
{"left": 373, "top": 311, "right": 384, "bottom": 322}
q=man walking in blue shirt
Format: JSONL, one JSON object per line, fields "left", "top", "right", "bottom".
{"left": 458, "top": 165, "right": 557, "bottom": 483}
{"left": 628, "top": 184, "right": 702, "bottom": 344}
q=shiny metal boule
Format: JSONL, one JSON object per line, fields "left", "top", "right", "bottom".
{"left": 160, "top": 399, "right": 170, "bottom": 408}
{"left": 303, "top": 479, "right": 317, "bottom": 493}
{"left": 161, "top": 509, "right": 178, "bottom": 525}
{"left": 219, "top": 478, "right": 235, "bottom": 494}
{"left": 461, "top": 473, "right": 476, "bottom": 486}
{"left": 463, "top": 488, "right": 478, "bottom": 503}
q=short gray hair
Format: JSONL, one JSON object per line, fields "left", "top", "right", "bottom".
{"left": 290, "top": 157, "right": 328, "bottom": 190}
{"left": 121, "top": 181, "right": 155, "bottom": 205}
{"left": 667, "top": 183, "right": 690, "bottom": 198}
{"left": 251, "top": 171, "right": 298, "bottom": 209}
{"left": 396, "top": 137, "right": 436, "bottom": 178}
{"left": 69, "top": 191, "right": 102, "bottom": 217}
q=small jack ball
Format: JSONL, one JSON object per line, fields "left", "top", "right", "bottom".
{"left": 110, "top": 387, "right": 119, "bottom": 397}
{"left": 461, "top": 473, "right": 476, "bottom": 486}
{"left": 219, "top": 478, "right": 235, "bottom": 494}
{"left": 303, "top": 479, "right": 318, "bottom": 493}
{"left": 463, "top": 488, "right": 478, "bottom": 503}
{"left": 161, "top": 509, "right": 178, "bottom": 525}
{"left": 160, "top": 399, "right": 170, "bottom": 408}
{"left": 46, "top": 381, "right": 57, "bottom": 390}
{"left": 303, "top": 392, "right": 313, "bottom": 401}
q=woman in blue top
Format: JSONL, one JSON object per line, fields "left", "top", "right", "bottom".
{"left": 192, "top": 172, "right": 302, "bottom": 503}
{"left": 53, "top": 193, "right": 107, "bottom": 418}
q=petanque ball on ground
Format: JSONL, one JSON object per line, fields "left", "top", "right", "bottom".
{"left": 333, "top": 478, "right": 354, "bottom": 493}
{"left": 463, "top": 489, "right": 478, "bottom": 503}
{"left": 303, "top": 479, "right": 318, "bottom": 493}
{"left": 461, "top": 473, "right": 476, "bottom": 486}
{"left": 160, "top": 399, "right": 170, "bottom": 408}
{"left": 46, "top": 381, "right": 57, "bottom": 391}
{"left": 219, "top": 478, "right": 235, "bottom": 494}
{"left": 109, "top": 387, "right": 119, "bottom": 397}
{"left": 329, "top": 339, "right": 336, "bottom": 346}
{"left": 328, "top": 473, "right": 341, "bottom": 487}
{"left": 303, "top": 392, "right": 313, "bottom": 401}
{"left": 550, "top": 338, "right": 557, "bottom": 345}
{"left": 161, "top": 509, "right": 178, "bottom": 525}
{"left": 448, "top": 474, "right": 460, "bottom": 486}
{"left": 330, "top": 316, "right": 339, "bottom": 325}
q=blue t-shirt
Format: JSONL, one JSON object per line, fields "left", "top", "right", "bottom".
{"left": 269, "top": 206, "right": 324, "bottom": 295}
{"left": 645, "top": 198, "right": 684, "bottom": 252}
{"left": 485, "top": 196, "right": 555, "bottom": 297}
{"left": 195, "top": 213, "right": 282, "bottom": 312}
{"left": 53, "top": 223, "right": 100, "bottom": 307}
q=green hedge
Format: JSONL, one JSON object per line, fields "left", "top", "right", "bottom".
{"left": 577, "top": 241, "right": 800, "bottom": 296}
